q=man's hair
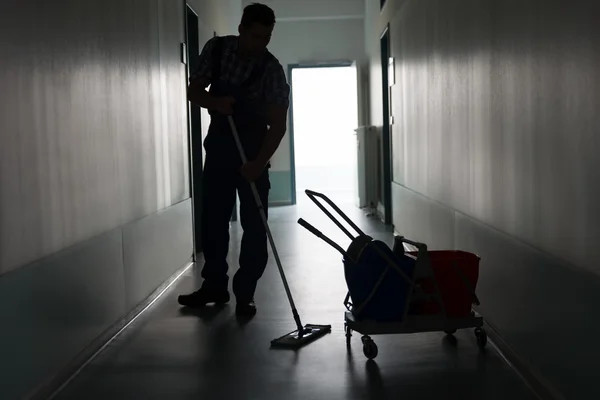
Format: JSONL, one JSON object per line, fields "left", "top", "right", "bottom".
{"left": 241, "top": 3, "right": 276, "bottom": 27}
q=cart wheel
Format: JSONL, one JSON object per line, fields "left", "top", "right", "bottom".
{"left": 444, "top": 329, "right": 457, "bottom": 336}
{"left": 362, "top": 337, "right": 378, "bottom": 360}
{"left": 475, "top": 328, "right": 487, "bottom": 349}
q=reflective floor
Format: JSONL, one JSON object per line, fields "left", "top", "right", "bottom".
{"left": 54, "top": 195, "right": 536, "bottom": 400}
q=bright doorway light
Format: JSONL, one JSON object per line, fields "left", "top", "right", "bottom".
{"left": 291, "top": 65, "right": 359, "bottom": 205}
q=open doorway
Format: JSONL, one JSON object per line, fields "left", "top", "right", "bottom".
{"left": 289, "top": 64, "right": 359, "bottom": 206}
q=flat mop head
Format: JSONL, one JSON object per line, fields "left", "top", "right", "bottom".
{"left": 270, "top": 324, "right": 332, "bottom": 349}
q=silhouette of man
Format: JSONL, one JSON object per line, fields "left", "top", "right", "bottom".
{"left": 178, "top": 3, "right": 290, "bottom": 317}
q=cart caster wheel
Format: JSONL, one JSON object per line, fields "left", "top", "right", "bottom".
{"left": 475, "top": 328, "right": 487, "bottom": 349}
{"left": 362, "top": 337, "right": 378, "bottom": 360}
{"left": 444, "top": 329, "right": 457, "bottom": 336}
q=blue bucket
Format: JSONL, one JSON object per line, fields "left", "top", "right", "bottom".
{"left": 344, "top": 240, "right": 416, "bottom": 322}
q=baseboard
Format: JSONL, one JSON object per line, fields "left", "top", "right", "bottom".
{"left": 269, "top": 200, "right": 293, "bottom": 207}
{"left": 26, "top": 260, "right": 194, "bottom": 400}
{"left": 484, "top": 321, "right": 565, "bottom": 400}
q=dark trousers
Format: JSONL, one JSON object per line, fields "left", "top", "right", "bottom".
{"left": 200, "top": 154, "right": 270, "bottom": 302}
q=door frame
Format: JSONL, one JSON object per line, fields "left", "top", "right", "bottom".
{"left": 287, "top": 61, "right": 356, "bottom": 205}
{"left": 380, "top": 25, "right": 393, "bottom": 225}
{"left": 184, "top": 2, "right": 199, "bottom": 260}
{"left": 184, "top": 6, "right": 235, "bottom": 260}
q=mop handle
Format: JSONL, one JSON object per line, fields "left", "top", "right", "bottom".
{"left": 227, "top": 116, "right": 301, "bottom": 320}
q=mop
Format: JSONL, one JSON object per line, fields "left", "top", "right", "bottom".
{"left": 227, "top": 116, "right": 331, "bottom": 349}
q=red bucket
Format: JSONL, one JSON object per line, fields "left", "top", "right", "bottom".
{"left": 408, "top": 250, "right": 480, "bottom": 317}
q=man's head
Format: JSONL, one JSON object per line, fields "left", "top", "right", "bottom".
{"left": 238, "top": 3, "right": 275, "bottom": 57}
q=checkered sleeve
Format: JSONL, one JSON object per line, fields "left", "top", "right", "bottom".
{"left": 264, "top": 61, "right": 290, "bottom": 107}
{"left": 189, "top": 37, "right": 217, "bottom": 85}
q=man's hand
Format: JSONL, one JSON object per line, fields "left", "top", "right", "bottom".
{"left": 253, "top": 104, "right": 288, "bottom": 167}
{"left": 214, "top": 96, "right": 235, "bottom": 115}
{"left": 240, "top": 160, "right": 265, "bottom": 182}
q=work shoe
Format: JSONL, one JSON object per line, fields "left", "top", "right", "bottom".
{"left": 178, "top": 288, "right": 230, "bottom": 308}
{"left": 235, "top": 299, "right": 257, "bottom": 317}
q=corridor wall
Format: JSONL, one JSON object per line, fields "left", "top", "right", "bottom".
{"left": 365, "top": 0, "right": 600, "bottom": 398}
{"left": 0, "top": 0, "right": 238, "bottom": 398}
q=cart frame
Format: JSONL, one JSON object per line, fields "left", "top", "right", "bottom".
{"left": 298, "top": 189, "right": 488, "bottom": 360}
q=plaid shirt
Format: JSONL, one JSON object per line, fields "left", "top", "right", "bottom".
{"left": 190, "top": 35, "right": 290, "bottom": 107}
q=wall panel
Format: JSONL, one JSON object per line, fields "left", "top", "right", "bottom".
{"left": 0, "top": 0, "right": 190, "bottom": 275}
{"left": 373, "top": 0, "right": 600, "bottom": 396}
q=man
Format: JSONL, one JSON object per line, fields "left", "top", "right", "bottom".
{"left": 178, "top": 3, "right": 290, "bottom": 317}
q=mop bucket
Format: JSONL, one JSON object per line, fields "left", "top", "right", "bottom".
{"left": 398, "top": 243, "right": 480, "bottom": 318}
{"left": 343, "top": 239, "right": 416, "bottom": 322}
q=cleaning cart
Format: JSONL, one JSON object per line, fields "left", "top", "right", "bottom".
{"left": 297, "top": 189, "right": 487, "bottom": 360}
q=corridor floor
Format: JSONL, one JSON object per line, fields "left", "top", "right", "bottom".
{"left": 54, "top": 195, "right": 536, "bottom": 400}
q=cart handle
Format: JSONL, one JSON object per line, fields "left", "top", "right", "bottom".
{"left": 297, "top": 218, "right": 349, "bottom": 257}
{"left": 304, "top": 189, "right": 366, "bottom": 240}
{"left": 396, "top": 236, "right": 428, "bottom": 251}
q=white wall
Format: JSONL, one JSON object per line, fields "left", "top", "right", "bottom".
{"left": 190, "top": 0, "right": 242, "bottom": 36}
{"left": 242, "top": 0, "right": 366, "bottom": 172}
{"left": 0, "top": 0, "right": 192, "bottom": 273}
{"left": 363, "top": 1, "right": 600, "bottom": 398}
{"left": 0, "top": 0, "right": 244, "bottom": 274}
{"left": 364, "top": 0, "right": 409, "bottom": 127}
{"left": 252, "top": 0, "right": 364, "bottom": 19}
{"left": 189, "top": 0, "right": 243, "bottom": 161}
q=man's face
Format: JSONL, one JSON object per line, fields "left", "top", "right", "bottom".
{"left": 239, "top": 22, "right": 273, "bottom": 57}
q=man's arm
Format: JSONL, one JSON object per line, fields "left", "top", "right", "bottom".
{"left": 255, "top": 103, "right": 288, "bottom": 167}
{"left": 254, "top": 62, "right": 290, "bottom": 168}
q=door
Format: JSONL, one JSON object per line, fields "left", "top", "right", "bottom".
{"left": 185, "top": 4, "right": 203, "bottom": 255}
{"left": 380, "top": 26, "right": 393, "bottom": 225}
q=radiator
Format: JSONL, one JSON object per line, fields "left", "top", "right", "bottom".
{"left": 355, "top": 125, "right": 379, "bottom": 209}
